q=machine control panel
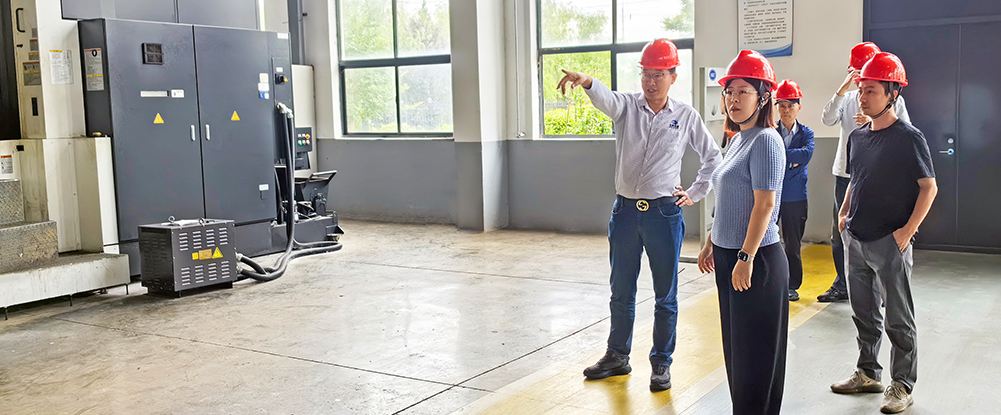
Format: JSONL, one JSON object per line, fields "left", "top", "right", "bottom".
{"left": 294, "top": 127, "right": 313, "bottom": 153}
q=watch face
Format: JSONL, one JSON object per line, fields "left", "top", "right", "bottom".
{"left": 737, "top": 251, "right": 750, "bottom": 262}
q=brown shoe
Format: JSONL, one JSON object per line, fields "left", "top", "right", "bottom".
{"left": 880, "top": 381, "right": 913, "bottom": 413}
{"left": 831, "top": 369, "right": 884, "bottom": 394}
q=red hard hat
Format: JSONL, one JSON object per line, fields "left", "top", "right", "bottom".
{"left": 640, "top": 39, "right": 680, "bottom": 70}
{"left": 775, "top": 79, "right": 802, "bottom": 100}
{"left": 718, "top": 50, "right": 777, "bottom": 91}
{"left": 850, "top": 42, "right": 881, "bottom": 70}
{"left": 858, "top": 52, "right": 908, "bottom": 87}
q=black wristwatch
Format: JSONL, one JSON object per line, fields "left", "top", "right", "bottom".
{"left": 737, "top": 250, "right": 754, "bottom": 262}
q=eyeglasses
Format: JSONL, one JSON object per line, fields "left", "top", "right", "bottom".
{"left": 722, "top": 89, "right": 758, "bottom": 99}
{"left": 640, "top": 72, "right": 668, "bottom": 81}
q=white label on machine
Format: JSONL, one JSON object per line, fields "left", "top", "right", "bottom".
{"left": 258, "top": 82, "right": 270, "bottom": 92}
{"left": 259, "top": 73, "right": 268, "bottom": 83}
{"left": 140, "top": 90, "right": 169, "bottom": 98}
{"left": 49, "top": 50, "right": 73, "bottom": 85}
{"left": 84, "top": 48, "right": 105, "bottom": 91}
{"left": 1, "top": 155, "right": 12, "bottom": 174}
{"left": 171, "top": 89, "right": 185, "bottom": 98}
{"left": 275, "top": 67, "right": 284, "bottom": 73}
{"left": 22, "top": 62, "right": 41, "bottom": 86}
{"left": 277, "top": 33, "right": 289, "bottom": 40}
{"left": 259, "top": 184, "right": 269, "bottom": 191}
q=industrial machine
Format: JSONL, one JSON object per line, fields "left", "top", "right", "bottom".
{"left": 77, "top": 18, "right": 342, "bottom": 278}
{"left": 1, "top": 1, "right": 329, "bottom": 308}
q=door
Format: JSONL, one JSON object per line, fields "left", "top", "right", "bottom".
{"left": 98, "top": 20, "right": 206, "bottom": 241}
{"left": 869, "top": 25, "right": 961, "bottom": 247}
{"left": 957, "top": 22, "right": 1001, "bottom": 248}
{"left": 193, "top": 26, "right": 275, "bottom": 224}
{"left": 10, "top": 0, "right": 42, "bottom": 138}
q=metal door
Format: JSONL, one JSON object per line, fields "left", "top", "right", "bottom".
{"left": 869, "top": 25, "right": 961, "bottom": 247}
{"left": 957, "top": 22, "right": 1001, "bottom": 248}
{"left": 88, "top": 19, "right": 206, "bottom": 241}
{"left": 193, "top": 26, "right": 276, "bottom": 224}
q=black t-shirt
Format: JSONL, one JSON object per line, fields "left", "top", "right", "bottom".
{"left": 846, "top": 120, "right": 936, "bottom": 242}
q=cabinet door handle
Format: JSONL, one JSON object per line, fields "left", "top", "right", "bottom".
{"left": 15, "top": 8, "right": 25, "bottom": 33}
{"left": 205, "top": 124, "right": 211, "bottom": 140}
{"left": 190, "top": 125, "right": 196, "bottom": 141}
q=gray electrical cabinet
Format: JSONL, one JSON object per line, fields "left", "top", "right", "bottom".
{"left": 78, "top": 19, "right": 205, "bottom": 243}
{"left": 79, "top": 19, "right": 295, "bottom": 274}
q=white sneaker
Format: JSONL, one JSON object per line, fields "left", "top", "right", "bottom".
{"left": 880, "top": 381, "right": 913, "bottom": 413}
{"left": 830, "top": 369, "right": 884, "bottom": 394}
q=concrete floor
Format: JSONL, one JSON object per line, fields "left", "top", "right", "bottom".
{"left": 1, "top": 219, "right": 999, "bottom": 414}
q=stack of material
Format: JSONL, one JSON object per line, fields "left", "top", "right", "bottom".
{"left": 1, "top": 178, "right": 130, "bottom": 314}
{"left": 0, "top": 179, "right": 58, "bottom": 273}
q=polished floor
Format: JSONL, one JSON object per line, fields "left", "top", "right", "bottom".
{"left": 1, "top": 220, "right": 999, "bottom": 414}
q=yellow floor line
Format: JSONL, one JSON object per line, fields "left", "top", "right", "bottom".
{"left": 454, "top": 245, "right": 839, "bottom": 415}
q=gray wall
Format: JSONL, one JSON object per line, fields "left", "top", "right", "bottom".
{"left": 317, "top": 136, "right": 839, "bottom": 243}
{"left": 317, "top": 139, "right": 457, "bottom": 224}
{"left": 61, "top": 0, "right": 258, "bottom": 29}
{"left": 804, "top": 137, "right": 838, "bottom": 243}
{"left": 507, "top": 140, "right": 615, "bottom": 234}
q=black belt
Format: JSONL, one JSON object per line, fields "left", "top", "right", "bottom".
{"left": 617, "top": 195, "right": 680, "bottom": 212}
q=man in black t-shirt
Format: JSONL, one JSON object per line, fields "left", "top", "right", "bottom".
{"left": 829, "top": 53, "right": 938, "bottom": 415}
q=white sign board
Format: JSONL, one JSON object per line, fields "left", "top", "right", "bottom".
{"left": 738, "top": 0, "right": 793, "bottom": 57}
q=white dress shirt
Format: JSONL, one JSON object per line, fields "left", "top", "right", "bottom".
{"left": 585, "top": 79, "right": 722, "bottom": 201}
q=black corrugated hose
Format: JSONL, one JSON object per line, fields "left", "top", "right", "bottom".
{"left": 237, "top": 103, "right": 342, "bottom": 282}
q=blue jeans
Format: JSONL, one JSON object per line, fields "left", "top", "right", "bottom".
{"left": 607, "top": 195, "right": 685, "bottom": 366}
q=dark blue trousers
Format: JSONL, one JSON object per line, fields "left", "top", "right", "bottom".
{"left": 606, "top": 195, "right": 684, "bottom": 366}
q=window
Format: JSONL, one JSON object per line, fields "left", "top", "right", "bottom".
{"left": 538, "top": 0, "right": 694, "bottom": 137}
{"left": 337, "top": 0, "right": 453, "bottom": 136}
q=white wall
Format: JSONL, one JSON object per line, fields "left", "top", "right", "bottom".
{"left": 260, "top": 0, "right": 290, "bottom": 33}
{"left": 301, "top": 0, "right": 339, "bottom": 139}
{"left": 694, "top": 0, "right": 864, "bottom": 242}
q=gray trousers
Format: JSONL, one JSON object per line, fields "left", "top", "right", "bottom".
{"left": 843, "top": 230, "right": 917, "bottom": 392}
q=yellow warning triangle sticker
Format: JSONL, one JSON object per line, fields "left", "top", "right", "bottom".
{"left": 231, "top": 111, "right": 240, "bottom": 121}
{"left": 212, "top": 247, "right": 223, "bottom": 259}
{"left": 153, "top": 113, "right": 164, "bottom": 124}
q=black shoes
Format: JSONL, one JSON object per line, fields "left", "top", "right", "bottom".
{"left": 650, "top": 364, "right": 671, "bottom": 392}
{"left": 789, "top": 289, "right": 800, "bottom": 301}
{"left": 817, "top": 287, "right": 849, "bottom": 302}
{"left": 583, "top": 351, "right": 670, "bottom": 392}
{"left": 583, "top": 351, "right": 632, "bottom": 380}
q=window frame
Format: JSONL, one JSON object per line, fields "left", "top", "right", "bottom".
{"left": 536, "top": 0, "right": 694, "bottom": 138}
{"left": 335, "top": 0, "right": 453, "bottom": 138}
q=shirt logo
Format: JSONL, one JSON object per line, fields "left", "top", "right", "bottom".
{"left": 669, "top": 120, "right": 680, "bottom": 129}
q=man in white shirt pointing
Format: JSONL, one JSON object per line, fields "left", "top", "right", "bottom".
{"left": 557, "top": 38, "right": 722, "bottom": 392}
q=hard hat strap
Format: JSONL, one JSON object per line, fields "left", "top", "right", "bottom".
{"left": 734, "top": 93, "right": 771, "bottom": 126}
{"left": 871, "top": 85, "right": 902, "bottom": 120}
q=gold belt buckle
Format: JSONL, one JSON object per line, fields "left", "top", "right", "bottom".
{"left": 636, "top": 200, "right": 650, "bottom": 212}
